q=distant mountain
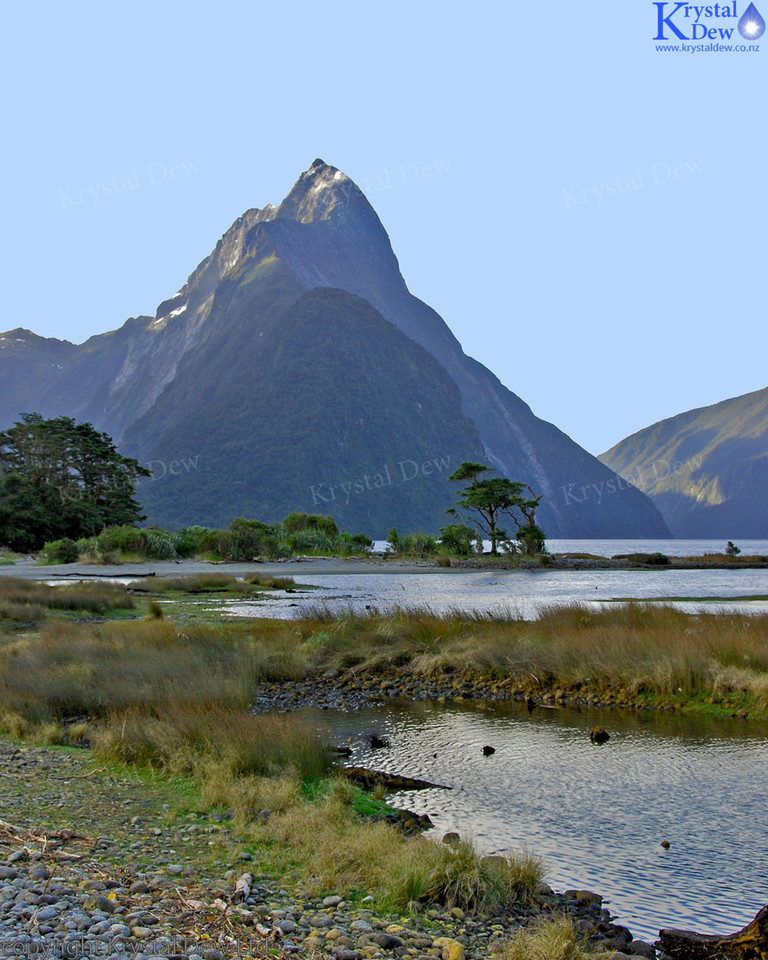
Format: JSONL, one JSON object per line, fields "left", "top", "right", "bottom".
{"left": 0, "top": 160, "right": 669, "bottom": 538}
{"left": 599, "top": 387, "right": 768, "bottom": 538}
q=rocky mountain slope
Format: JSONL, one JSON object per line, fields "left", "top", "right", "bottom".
{"left": 599, "top": 386, "right": 768, "bottom": 538}
{"left": 0, "top": 160, "right": 669, "bottom": 537}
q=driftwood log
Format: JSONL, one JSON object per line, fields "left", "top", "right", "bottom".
{"left": 656, "top": 905, "right": 768, "bottom": 959}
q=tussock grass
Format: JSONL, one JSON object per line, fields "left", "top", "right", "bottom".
{"left": 0, "top": 577, "right": 134, "bottom": 621}
{"left": 131, "top": 572, "right": 296, "bottom": 594}
{"left": 136, "top": 573, "right": 244, "bottom": 593}
{"left": 263, "top": 792, "right": 544, "bottom": 912}
{"left": 289, "top": 603, "right": 768, "bottom": 707}
{"left": 496, "top": 916, "right": 613, "bottom": 960}
{"left": 0, "top": 618, "right": 307, "bottom": 723}
{"left": 93, "top": 704, "right": 333, "bottom": 782}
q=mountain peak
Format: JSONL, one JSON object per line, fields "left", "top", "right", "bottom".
{"left": 275, "top": 159, "right": 361, "bottom": 224}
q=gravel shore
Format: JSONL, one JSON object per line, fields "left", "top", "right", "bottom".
{"left": 0, "top": 742, "right": 659, "bottom": 958}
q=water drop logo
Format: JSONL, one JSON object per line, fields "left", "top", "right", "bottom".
{"left": 738, "top": 2, "right": 766, "bottom": 39}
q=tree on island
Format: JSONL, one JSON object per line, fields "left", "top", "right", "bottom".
{"left": 447, "top": 461, "right": 545, "bottom": 555}
{"left": 0, "top": 413, "right": 150, "bottom": 551}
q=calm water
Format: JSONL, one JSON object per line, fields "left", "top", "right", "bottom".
{"left": 223, "top": 539, "right": 768, "bottom": 620}
{"left": 305, "top": 700, "right": 768, "bottom": 942}
{"left": 227, "top": 567, "right": 768, "bottom": 620}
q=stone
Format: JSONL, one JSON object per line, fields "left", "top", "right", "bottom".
{"left": 590, "top": 726, "right": 610, "bottom": 744}
{"left": 368, "top": 932, "right": 404, "bottom": 950}
{"left": 628, "top": 941, "right": 657, "bottom": 957}
{"left": 564, "top": 889, "right": 603, "bottom": 905}
{"left": 351, "top": 919, "right": 374, "bottom": 933}
{"left": 433, "top": 937, "right": 465, "bottom": 960}
{"left": 35, "top": 906, "right": 59, "bottom": 922}
{"left": 323, "top": 895, "right": 343, "bottom": 908}
{"left": 83, "top": 894, "right": 116, "bottom": 913}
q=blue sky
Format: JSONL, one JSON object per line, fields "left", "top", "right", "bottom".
{"left": 2, "top": 1, "right": 764, "bottom": 455}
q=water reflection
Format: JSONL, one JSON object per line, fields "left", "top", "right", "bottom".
{"left": 302, "top": 699, "right": 768, "bottom": 942}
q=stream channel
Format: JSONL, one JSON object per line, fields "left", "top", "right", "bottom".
{"left": 298, "top": 697, "right": 768, "bottom": 944}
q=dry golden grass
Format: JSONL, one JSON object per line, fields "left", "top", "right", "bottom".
{"left": 261, "top": 791, "right": 544, "bottom": 913}
{"left": 496, "top": 916, "right": 615, "bottom": 960}
{"left": 92, "top": 701, "right": 333, "bottom": 780}
{"left": 295, "top": 603, "right": 768, "bottom": 705}
{"left": 0, "top": 577, "right": 134, "bottom": 620}
{"left": 0, "top": 618, "right": 308, "bottom": 722}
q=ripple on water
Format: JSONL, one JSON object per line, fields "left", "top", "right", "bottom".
{"left": 301, "top": 700, "right": 768, "bottom": 942}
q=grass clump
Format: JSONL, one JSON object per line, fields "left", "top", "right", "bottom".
{"left": 0, "top": 578, "right": 134, "bottom": 624}
{"left": 497, "top": 916, "right": 613, "bottom": 960}
{"left": 0, "top": 618, "right": 307, "bottom": 723}
{"left": 263, "top": 796, "right": 544, "bottom": 913}
{"left": 92, "top": 704, "right": 333, "bottom": 782}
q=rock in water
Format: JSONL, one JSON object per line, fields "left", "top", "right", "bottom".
{"left": 590, "top": 726, "right": 610, "bottom": 744}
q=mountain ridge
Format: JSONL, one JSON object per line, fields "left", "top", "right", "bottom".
{"left": 599, "top": 386, "right": 768, "bottom": 537}
{"left": 0, "top": 160, "right": 670, "bottom": 538}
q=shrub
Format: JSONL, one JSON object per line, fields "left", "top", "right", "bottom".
{"left": 41, "top": 538, "right": 79, "bottom": 564}
{"left": 389, "top": 532, "right": 438, "bottom": 557}
{"left": 97, "top": 525, "right": 149, "bottom": 557}
{"left": 143, "top": 527, "right": 180, "bottom": 559}
{"left": 282, "top": 512, "right": 339, "bottom": 537}
{"left": 174, "top": 526, "right": 211, "bottom": 557}
{"left": 439, "top": 523, "right": 476, "bottom": 556}
{"left": 227, "top": 518, "right": 280, "bottom": 560}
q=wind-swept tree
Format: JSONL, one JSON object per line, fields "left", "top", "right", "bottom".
{"left": 447, "top": 461, "right": 545, "bottom": 555}
{"left": 0, "top": 413, "right": 150, "bottom": 551}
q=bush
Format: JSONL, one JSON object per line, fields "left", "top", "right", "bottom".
{"left": 282, "top": 512, "right": 339, "bottom": 537}
{"left": 143, "top": 527, "right": 180, "bottom": 559}
{"left": 228, "top": 518, "right": 280, "bottom": 560}
{"left": 388, "top": 531, "right": 438, "bottom": 557}
{"left": 41, "top": 538, "right": 79, "bottom": 564}
{"left": 174, "top": 526, "right": 211, "bottom": 557}
{"left": 439, "top": 523, "right": 476, "bottom": 556}
{"left": 97, "top": 525, "right": 149, "bottom": 557}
